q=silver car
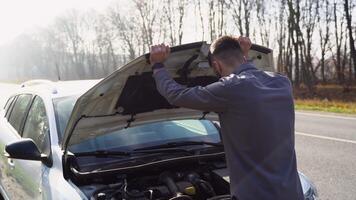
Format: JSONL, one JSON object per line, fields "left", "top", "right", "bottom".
{"left": 0, "top": 42, "right": 317, "bottom": 200}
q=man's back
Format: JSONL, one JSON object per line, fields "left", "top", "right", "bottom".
{"left": 218, "top": 63, "right": 304, "bottom": 200}
{"left": 152, "top": 56, "right": 304, "bottom": 199}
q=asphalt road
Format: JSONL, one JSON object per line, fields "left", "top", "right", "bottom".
{"left": 0, "top": 83, "right": 355, "bottom": 199}
{"left": 295, "top": 111, "right": 356, "bottom": 200}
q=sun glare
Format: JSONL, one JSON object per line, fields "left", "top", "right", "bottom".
{"left": 0, "top": 0, "right": 111, "bottom": 44}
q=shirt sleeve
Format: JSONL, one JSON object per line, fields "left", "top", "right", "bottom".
{"left": 153, "top": 67, "right": 229, "bottom": 113}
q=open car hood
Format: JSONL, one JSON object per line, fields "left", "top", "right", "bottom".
{"left": 62, "top": 42, "right": 273, "bottom": 150}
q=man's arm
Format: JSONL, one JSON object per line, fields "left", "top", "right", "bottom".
{"left": 153, "top": 65, "right": 229, "bottom": 112}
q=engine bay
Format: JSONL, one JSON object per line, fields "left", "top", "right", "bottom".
{"left": 77, "top": 165, "right": 231, "bottom": 200}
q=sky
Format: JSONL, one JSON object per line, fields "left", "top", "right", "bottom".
{"left": 0, "top": 0, "right": 354, "bottom": 50}
{"left": 0, "top": 0, "right": 112, "bottom": 45}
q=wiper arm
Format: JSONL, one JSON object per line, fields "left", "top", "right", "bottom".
{"left": 74, "top": 150, "right": 131, "bottom": 157}
{"left": 134, "top": 141, "right": 222, "bottom": 151}
{"left": 74, "top": 148, "right": 193, "bottom": 157}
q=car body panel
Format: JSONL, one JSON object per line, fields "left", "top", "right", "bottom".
{"left": 0, "top": 95, "right": 41, "bottom": 200}
{"left": 0, "top": 91, "right": 84, "bottom": 200}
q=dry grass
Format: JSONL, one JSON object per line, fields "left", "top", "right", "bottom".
{"left": 295, "top": 99, "right": 356, "bottom": 114}
{"left": 294, "top": 84, "right": 356, "bottom": 101}
{"left": 293, "top": 84, "right": 356, "bottom": 114}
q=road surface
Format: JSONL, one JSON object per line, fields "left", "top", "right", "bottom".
{"left": 0, "top": 83, "right": 355, "bottom": 199}
{"left": 295, "top": 111, "right": 356, "bottom": 200}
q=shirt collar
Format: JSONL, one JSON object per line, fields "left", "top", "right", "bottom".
{"left": 233, "top": 62, "right": 257, "bottom": 75}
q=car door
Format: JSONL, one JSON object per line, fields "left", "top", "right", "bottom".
{"left": 0, "top": 94, "right": 33, "bottom": 199}
{"left": 0, "top": 95, "right": 16, "bottom": 198}
{"left": 8, "top": 96, "right": 51, "bottom": 200}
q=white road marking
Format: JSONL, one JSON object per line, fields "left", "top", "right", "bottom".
{"left": 296, "top": 111, "right": 356, "bottom": 121}
{"left": 296, "top": 131, "right": 356, "bottom": 144}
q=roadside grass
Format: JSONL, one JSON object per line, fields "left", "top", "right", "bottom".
{"left": 295, "top": 99, "right": 356, "bottom": 114}
{"left": 293, "top": 84, "right": 356, "bottom": 114}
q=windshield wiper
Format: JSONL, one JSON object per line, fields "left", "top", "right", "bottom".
{"left": 74, "top": 150, "right": 131, "bottom": 157}
{"left": 74, "top": 148, "right": 192, "bottom": 158}
{"left": 134, "top": 141, "right": 223, "bottom": 151}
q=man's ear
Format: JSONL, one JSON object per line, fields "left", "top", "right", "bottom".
{"left": 212, "top": 60, "right": 218, "bottom": 70}
{"left": 215, "top": 60, "right": 224, "bottom": 75}
{"left": 211, "top": 60, "right": 220, "bottom": 76}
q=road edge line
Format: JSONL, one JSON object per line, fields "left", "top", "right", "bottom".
{"left": 296, "top": 111, "right": 356, "bottom": 121}
{"left": 296, "top": 131, "right": 356, "bottom": 144}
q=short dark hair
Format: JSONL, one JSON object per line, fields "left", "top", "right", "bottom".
{"left": 208, "top": 36, "right": 244, "bottom": 67}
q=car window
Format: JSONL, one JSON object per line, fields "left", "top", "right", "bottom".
{"left": 8, "top": 94, "right": 33, "bottom": 133}
{"left": 53, "top": 96, "right": 78, "bottom": 141}
{"left": 22, "top": 96, "right": 50, "bottom": 154}
{"left": 4, "top": 96, "right": 14, "bottom": 110}
{"left": 4, "top": 96, "right": 16, "bottom": 120}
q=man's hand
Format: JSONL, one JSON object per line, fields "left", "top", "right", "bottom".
{"left": 150, "top": 44, "right": 170, "bottom": 64}
{"left": 238, "top": 36, "right": 252, "bottom": 58}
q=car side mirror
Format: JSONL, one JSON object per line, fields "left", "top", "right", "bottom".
{"left": 5, "top": 138, "right": 52, "bottom": 166}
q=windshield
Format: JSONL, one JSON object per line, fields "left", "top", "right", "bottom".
{"left": 53, "top": 96, "right": 78, "bottom": 141}
{"left": 70, "top": 119, "right": 220, "bottom": 153}
{"left": 53, "top": 96, "right": 221, "bottom": 152}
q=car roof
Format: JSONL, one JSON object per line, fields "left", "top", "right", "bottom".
{"left": 16, "top": 79, "right": 101, "bottom": 99}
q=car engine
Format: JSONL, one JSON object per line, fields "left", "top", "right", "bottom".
{"left": 78, "top": 167, "right": 231, "bottom": 200}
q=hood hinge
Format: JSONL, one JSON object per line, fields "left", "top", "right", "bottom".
{"left": 125, "top": 114, "right": 136, "bottom": 128}
{"left": 200, "top": 111, "right": 210, "bottom": 120}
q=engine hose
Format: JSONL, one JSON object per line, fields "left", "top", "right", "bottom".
{"left": 123, "top": 181, "right": 145, "bottom": 199}
{"left": 169, "top": 194, "right": 193, "bottom": 200}
{"left": 159, "top": 172, "right": 180, "bottom": 195}
{"left": 186, "top": 172, "right": 216, "bottom": 198}
{"left": 92, "top": 183, "right": 124, "bottom": 199}
{"left": 207, "top": 195, "right": 232, "bottom": 200}
{"left": 197, "top": 179, "right": 216, "bottom": 196}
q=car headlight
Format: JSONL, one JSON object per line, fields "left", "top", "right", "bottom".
{"left": 298, "top": 172, "right": 318, "bottom": 200}
{"left": 304, "top": 185, "right": 318, "bottom": 200}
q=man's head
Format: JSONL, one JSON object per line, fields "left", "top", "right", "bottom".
{"left": 208, "top": 36, "right": 246, "bottom": 77}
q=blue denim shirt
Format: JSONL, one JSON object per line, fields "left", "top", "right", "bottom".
{"left": 153, "top": 63, "right": 304, "bottom": 200}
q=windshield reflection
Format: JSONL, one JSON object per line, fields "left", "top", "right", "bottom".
{"left": 53, "top": 96, "right": 220, "bottom": 153}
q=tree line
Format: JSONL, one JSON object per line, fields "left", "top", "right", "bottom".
{"left": 0, "top": 0, "right": 355, "bottom": 91}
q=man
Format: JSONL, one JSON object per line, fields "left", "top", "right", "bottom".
{"left": 149, "top": 36, "right": 304, "bottom": 200}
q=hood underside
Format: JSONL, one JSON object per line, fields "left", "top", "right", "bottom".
{"left": 62, "top": 42, "right": 273, "bottom": 150}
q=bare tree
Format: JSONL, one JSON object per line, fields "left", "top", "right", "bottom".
{"left": 94, "top": 14, "right": 118, "bottom": 75}
{"left": 196, "top": 0, "right": 205, "bottom": 41}
{"left": 1, "top": 0, "right": 355, "bottom": 87}
{"left": 164, "top": 0, "right": 176, "bottom": 45}
{"left": 287, "top": 0, "right": 301, "bottom": 87}
{"left": 333, "top": 1, "right": 345, "bottom": 83}
{"left": 40, "top": 27, "right": 67, "bottom": 80}
{"left": 318, "top": 0, "right": 332, "bottom": 83}
{"left": 55, "top": 9, "right": 87, "bottom": 79}
{"left": 217, "top": 0, "right": 226, "bottom": 37}
{"left": 134, "top": 0, "right": 159, "bottom": 51}
{"left": 229, "top": 0, "right": 253, "bottom": 37}
{"left": 208, "top": 0, "right": 217, "bottom": 41}
{"left": 163, "top": 0, "right": 187, "bottom": 45}
{"left": 299, "top": 0, "right": 318, "bottom": 89}
{"left": 256, "top": 0, "right": 272, "bottom": 47}
{"left": 276, "top": 0, "right": 291, "bottom": 77}
{"left": 109, "top": 7, "right": 139, "bottom": 60}
{"left": 177, "top": 0, "right": 187, "bottom": 44}
{"left": 344, "top": 0, "right": 356, "bottom": 80}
